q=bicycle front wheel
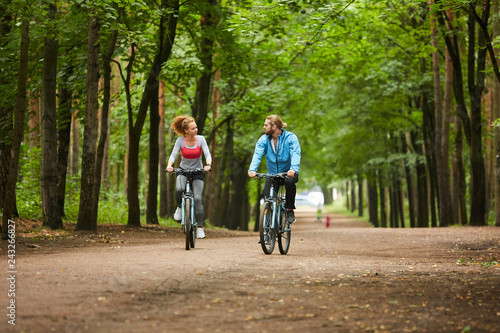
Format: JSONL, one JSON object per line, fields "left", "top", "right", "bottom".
{"left": 259, "top": 201, "right": 275, "bottom": 254}
{"left": 278, "top": 206, "right": 291, "bottom": 255}
{"left": 189, "top": 220, "right": 196, "bottom": 249}
{"left": 184, "top": 198, "right": 192, "bottom": 250}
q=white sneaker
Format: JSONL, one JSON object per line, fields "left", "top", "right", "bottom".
{"left": 174, "top": 207, "right": 181, "bottom": 221}
{"left": 196, "top": 228, "right": 205, "bottom": 239}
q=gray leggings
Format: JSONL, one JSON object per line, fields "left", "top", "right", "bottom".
{"left": 175, "top": 175, "right": 205, "bottom": 227}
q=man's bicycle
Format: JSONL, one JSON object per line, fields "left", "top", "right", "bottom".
{"left": 169, "top": 168, "right": 205, "bottom": 250}
{"left": 254, "top": 173, "right": 292, "bottom": 255}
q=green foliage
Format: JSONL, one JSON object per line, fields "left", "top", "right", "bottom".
{"left": 5, "top": 0, "right": 494, "bottom": 230}
{"left": 16, "top": 145, "right": 42, "bottom": 220}
{"left": 456, "top": 257, "right": 499, "bottom": 268}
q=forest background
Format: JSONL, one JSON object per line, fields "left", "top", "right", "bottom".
{"left": 1, "top": 0, "right": 500, "bottom": 236}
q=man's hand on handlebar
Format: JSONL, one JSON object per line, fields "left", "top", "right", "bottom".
{"left": 287, "top": 170, "right": 296, "bottom": 177}
{"left": 248, "top": 171, "right": 256, "bottom": 178}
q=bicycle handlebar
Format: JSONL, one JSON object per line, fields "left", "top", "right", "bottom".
{"left": 254, "top": 172, "right": 288, "bottom": 179}
{"left": 167, "top": 168, "right": 207, "bottom": 176}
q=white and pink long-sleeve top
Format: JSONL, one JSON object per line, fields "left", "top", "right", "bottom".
{"left": 168, "top": 135, "right": 212, "bottom": 170}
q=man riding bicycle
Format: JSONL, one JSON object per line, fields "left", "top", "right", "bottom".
{"left": 248, "top": 115, "right": 301, "bottom": 223}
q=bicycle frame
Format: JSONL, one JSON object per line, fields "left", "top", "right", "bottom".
{"left": 181, "top": 180, "right": 195, "bottom": 228}
{"left": 268, "top": 182, "right": 285, "bottom": 232}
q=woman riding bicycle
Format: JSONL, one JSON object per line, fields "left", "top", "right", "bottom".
{"left": 166, "top": 115, "right": 212, "bottom": 239}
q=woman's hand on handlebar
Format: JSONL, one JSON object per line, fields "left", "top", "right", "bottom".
{"left": 166, "top": 166, "right": 174, "bottom": 173}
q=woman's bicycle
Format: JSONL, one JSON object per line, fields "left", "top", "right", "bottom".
{"left": 169, "top": 168, "right": 205, "bottom": 250}
{"left": 254, "top": 172, "right": 292, "bottom": 255}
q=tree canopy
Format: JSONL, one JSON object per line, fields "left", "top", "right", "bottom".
{"left": 1, "top": 0, "right": 499, "bottom": 233}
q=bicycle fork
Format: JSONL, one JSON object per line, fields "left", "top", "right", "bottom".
{"left": 181, "top": 182, "right": 195, "bottom": 228}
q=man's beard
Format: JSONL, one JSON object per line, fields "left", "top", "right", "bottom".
{"left": 265, "top": 128, "right": 273, "bottom": 136}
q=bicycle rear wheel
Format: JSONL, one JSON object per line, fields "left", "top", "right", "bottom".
{"left": 259, "top": 201, "right": 275, "bottom": 254}
{"left": 184, "top": 198, "right": 192, "bottom": 250}
{"left": 278, "top": 206, "right": 291, "bottom": 254}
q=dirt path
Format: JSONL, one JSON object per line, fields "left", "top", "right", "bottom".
{"left": 1, "top": 209, "right": 499, "bottom": 333}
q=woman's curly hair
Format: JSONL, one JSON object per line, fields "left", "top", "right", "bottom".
{"left": 171, "top": 115, "right": 195, "bottom": 136}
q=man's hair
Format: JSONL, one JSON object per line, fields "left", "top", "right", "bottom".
{"left": 266, "top": 114, "right": 287, "bottom": 129}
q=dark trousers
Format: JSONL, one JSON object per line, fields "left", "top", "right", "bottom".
{"left": 263, "top": 173, "right": 299, "bottom": 210}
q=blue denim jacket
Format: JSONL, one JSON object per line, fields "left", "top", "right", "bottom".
{"left": 248, "top": 129, "right": 301, "bottom": 174}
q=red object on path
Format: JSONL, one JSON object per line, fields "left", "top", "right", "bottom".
{"left": 326, "top": 216, "right": 331, "bottom": 228}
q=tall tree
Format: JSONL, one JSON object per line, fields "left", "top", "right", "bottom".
{"left": 493, "top": 3, "right": 500, "bottom": 227}
{"left": 56, "top": 64, "right": 74, "bottom": 218}
{"left": 40, "top": 0, "right": 62, "bottom": 229}
{"left": 159, "top": 81, "right": 168, "bottom": 218}
{"left": 76, "top": 7, "right": 100, "bottom": 231}
{"left": 1, "top": 13, "right": 29, "bottom": 238}
{"left": 91, "top": 17, "right": 120, "bottom": 227}
{"left": 0, "top": 0, "right": 13, "bottom": 213}
{"left": 436, "top": 1, "right": 486, "bottom": 226}
{"left": 466, "top": 3, "right": 487, "bottom": 226}
{"left": 430, "top": 1, "right": 453, "bottom": 226}
{"left": 146, "top": 75, "right": 160, "bottom": 225}
{"left": 127, "top": 0, "right": 180, "bottom": 226}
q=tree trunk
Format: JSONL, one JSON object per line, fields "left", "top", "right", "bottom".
{"left": 159, "top": 81, "right": 168, "bottom": 218}
{"left": 437, "top": 2, "right": 472, "bottom": 145}
{"left": 402, "top": 134, "right": 416, "bottom": 228}
{"left": 367, "top": 172, "right": 379, "bottom": 227}
{"left": 428, "top": 154, "right": 438, "bottom": 228}
{"left": 357, "top": 175, "right": 363, "bottom": 217}
{"left": 345, "top": 181, "right": 349, "bottom": 211}
{"left": 57, "top": 65, "right": 74, "bottom": 218}
{"left": 40, "top": 1, "right": 62, "bottom": 230}
{"left": 398, "top": 178, "right": 406, "bottom": 228}
{"left": 1, "top": 17, "right": 29, "bottom": 238}
{"left": 70, "top": 111, "right": 80, "bottom": 176}
{"left": 430, "top": 3, "right": 453, "bottom": 227}
{"left": 203, "top": 70, "right": 220, "bottom": 225}
{"left": 227, "top": 154, "right": 250, "bottom": 230}
{"left": 147, "top": 76, "right": 160, "bottom": 224}
{"left": 437, "top": 1, "right": 486, "bottom": 226}
{"left": 321, "top": 184, "right": 333, "bottom": 205}
{"left": 166, "top": 127, "right": 176, "bottom": 217}
{"left": 123, "top": 124, "right": 129, "bottom": 196}
{"left": 467, "top": 4, "right": 487, "bottom": 226}
{"left": 486, "top": 88, "right": 493, "bottom": 216}
{"left": 394, "top": 176, "right": 404, "bottom": 228}
{"left": 253, "top": 181, "right": 263, "bottom": 232}
{"left": 29, "top": 91, "right": 40, "bottom": 149}
{"left": 350, "top": 179, "right": 356, "bottom": 212}
{"left": 454, "top": 115, "right": 468, "bottom": 225}
{"left": 213, "top": 120, "right": 233, "bottom": 227}
{"left": 76, "top": 11, "right": 100, "bottom": 231}
{"left": 378, "top": 171, "right": 387, "bottom": 228}
{"left": 442, "top": 10, "right": 454, "bottom": 225}
{"left": 0, "top": 0, "right": 12, "bottom": 213}
{"left": 389, "top": 183, "right": 396, "bottom": 228}
{"left": 421, "top": 91, "right": 438, "bottom": 228}
{"left": 493, "top": 3, "right": 500, "bottom": 227}
{"left": 413, "top": 132, "right": 429, "bottom": 228}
